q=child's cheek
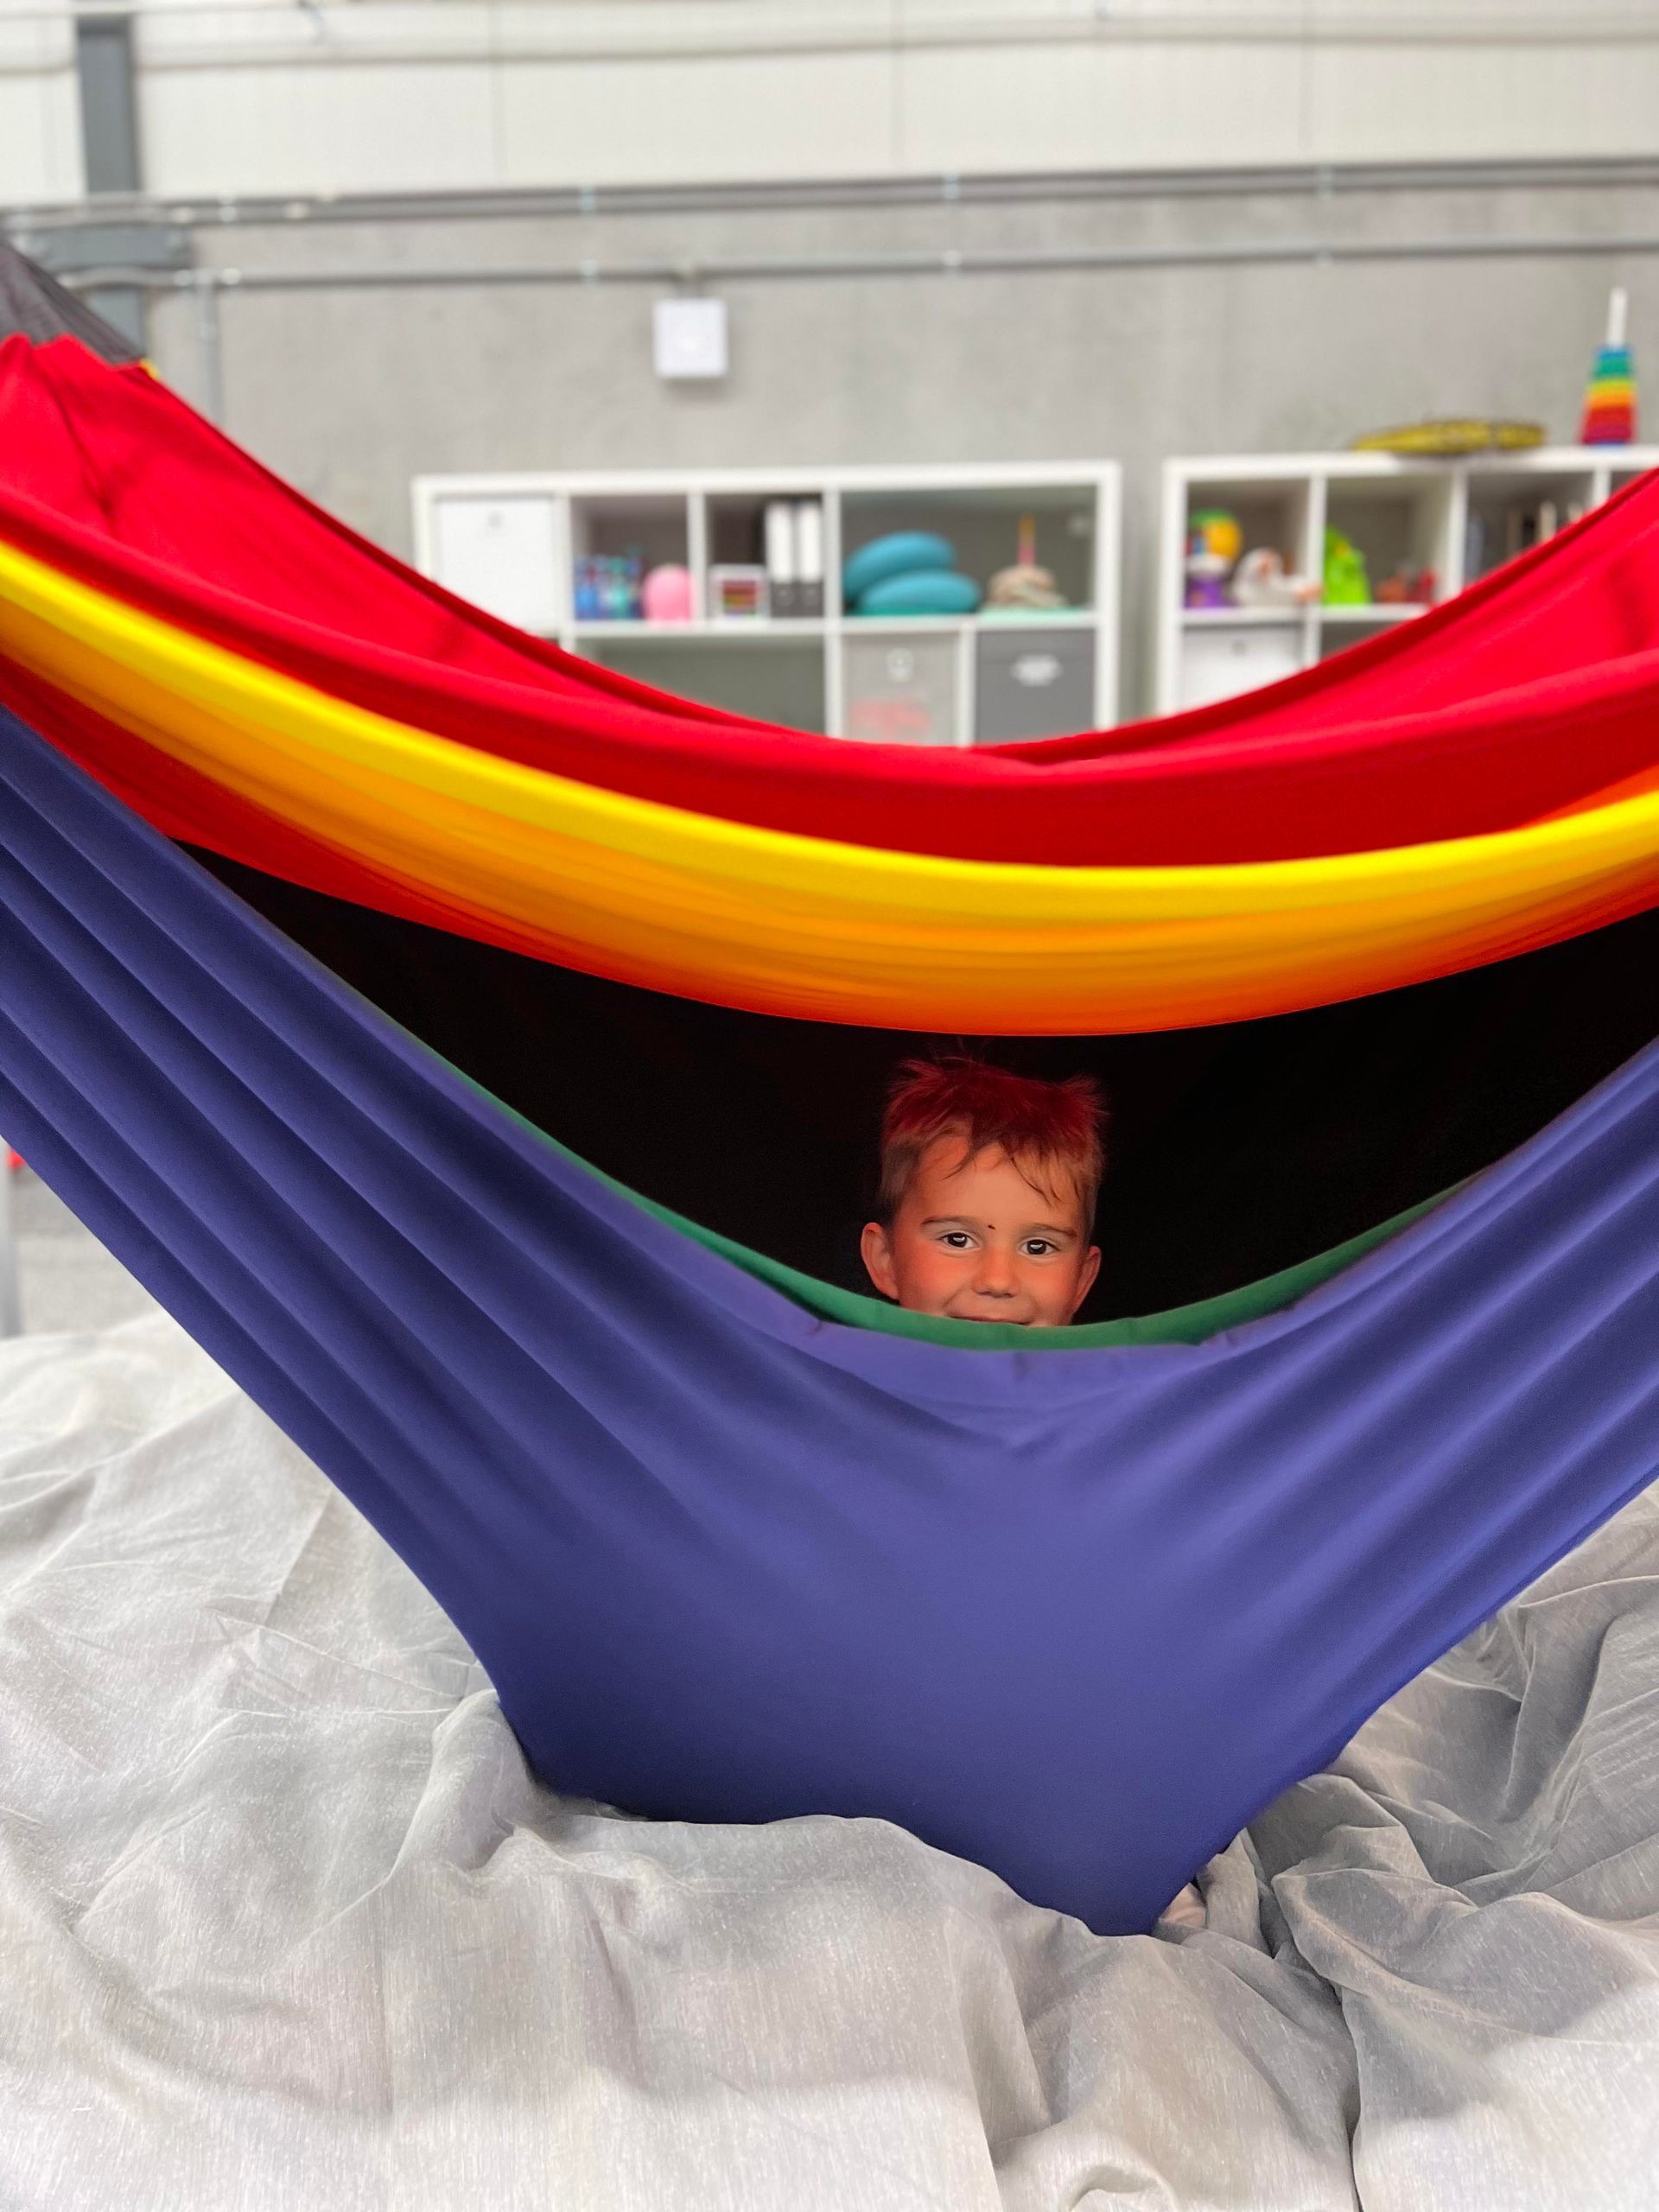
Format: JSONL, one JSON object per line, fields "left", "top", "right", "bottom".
{"left": 916, "top": 1243, "right": 969, "bottom": 1299}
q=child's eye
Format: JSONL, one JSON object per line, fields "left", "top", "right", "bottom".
{"left": 1022, "top": 1239, "right": 1057, "bottom": 1257}
{"left": 938, "top": 1231, "right": 973, "bottom": 1249}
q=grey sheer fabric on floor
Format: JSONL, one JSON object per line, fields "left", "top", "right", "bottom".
{"left": 2, "top": 1306, "right": 1655, "bottom": 2211}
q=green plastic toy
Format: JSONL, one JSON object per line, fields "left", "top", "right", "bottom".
{"left": 1323, "top": 526, "right": 1371, "bottom": 607}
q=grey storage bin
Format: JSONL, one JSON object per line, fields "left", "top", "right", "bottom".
{"left": 975, "top": 626, "right": 1095, "bottom": 742}
{"left": 842, "top": 632, "right": 959, "bottom": 746}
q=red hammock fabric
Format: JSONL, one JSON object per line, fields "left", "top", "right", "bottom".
{"left": 4, "top": 331, "right": 1659, "bottom": 869}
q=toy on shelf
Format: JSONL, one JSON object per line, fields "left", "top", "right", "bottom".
{"left": 1349, "top": 419, "right": 1543, "bottom": 456}
{"left": 709, "top": 564, "right": 769, "bottom": 620}
{"left": 1373, "top": 566, "right": 1439, "bottom": 607}
{"left": 641, "top": 563, "right": 695, "bottom": 623}
{"left": 857, "top": 569, "right": 982, "bottom": 617}
{"left": 843, "top": 530, "right": 982, "bottom": 618}
{"left": 1229, "top": 547, "right": 1319, "bottom": 609}
{"left": 1580, "top": 286, "right": 1637, "bottom": 445}
{"left": 574, "top": 551, "right": 644, "bottom": 621}
{"left": 1183, "top": 508, "right": 1242, "bottom": 609}
{"left": 987, "top": 513, "right": 1069, "bottom": 613}
{"left": 1323, "top": 527, "right": 1371, "bottom": 608}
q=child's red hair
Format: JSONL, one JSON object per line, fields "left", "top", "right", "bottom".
{"left": 877, "top": 1058, "right": 1107, "bottom": 1224}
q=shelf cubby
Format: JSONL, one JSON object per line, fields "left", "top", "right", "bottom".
{"left": 1324, "top": 475, "right": 1457, "bottom": 601}
{"left": 585, "top": 632, "right": 828, "bottom": 734}
{"left": 1159, "top": 447, "right": 1659, "bottom": 715}
{"left": 416, "top": 464, "right": 1122, "bottom": 742}
{"left": 840, "top": 480, "right": 1100, "bottom": 619}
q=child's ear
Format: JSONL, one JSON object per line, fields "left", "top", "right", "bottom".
{"left": 861, "top": 1220, "right": 899, "bottom": 1301}
{"left": 1069, "top": 1243, "right": 1102, "bottom": 1319}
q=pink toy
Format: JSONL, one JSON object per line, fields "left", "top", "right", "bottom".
{"left": 642, "top": 563, "right": 695, "bottom": 623}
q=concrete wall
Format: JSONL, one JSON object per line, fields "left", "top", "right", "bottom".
{"left": 6, "top": 2, "right": 1659, "bottom": 206}
{"left": 122, "top": 3, "right": 1659, "bottom": 200}
{"left": 143, "top": 168, "right": 1659, "bottom": 713}
{"left": 0, "top": 10, "right": 78, "bottom": 205}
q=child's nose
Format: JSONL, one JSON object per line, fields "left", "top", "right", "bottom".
{"left": 972, "top": 1247, "right": 1019, "bottom": 1295}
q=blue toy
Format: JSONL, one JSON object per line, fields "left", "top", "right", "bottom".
{"left": 856, "top": 569, "right": 982, "bottom": 618}
{"left": 843, "top": 531, "right": 956, "bottom": 605}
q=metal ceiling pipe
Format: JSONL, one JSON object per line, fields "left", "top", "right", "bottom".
{"left": 10, "top": 156, "right": 1659, "bottom": 238}
{"left": 54, "top": 225, "right": 1659, "bottom": 296}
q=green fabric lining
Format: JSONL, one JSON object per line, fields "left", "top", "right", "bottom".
{"left": 441, "top": 1049, "right": 1455, "bottom": 1352}
{"left": 624, "top": 1179, "right": 1452, "bottom": 1349}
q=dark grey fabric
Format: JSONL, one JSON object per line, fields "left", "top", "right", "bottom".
{"left": 0, "top": 243, "right": 143, "bottom": 362}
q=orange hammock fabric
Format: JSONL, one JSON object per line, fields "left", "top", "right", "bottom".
{"left": 3, "top": 330, "right": 1659, "bottom": 1032}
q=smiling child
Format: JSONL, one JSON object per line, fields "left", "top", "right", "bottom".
{"left": 860, "top": 1057, "right": 1103, "bottom": 1329}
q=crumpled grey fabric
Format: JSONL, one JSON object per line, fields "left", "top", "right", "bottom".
{"left": 1, "top": 1311, "right": 1654, "bottom": 2210}
{"left": 1254, "top": 1482, "right": 1659, "bottom": 2211}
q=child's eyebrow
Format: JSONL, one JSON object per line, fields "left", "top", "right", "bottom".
{"left": 919, "top": 1214, "right": 1076, "bottom": 1240}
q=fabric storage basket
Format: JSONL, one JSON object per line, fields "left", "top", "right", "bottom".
{"left": 975, "top": 627, "right": 1095, "bottom": 742}
{"left": 842, "top": 633, "right": 959, "bottom": 745}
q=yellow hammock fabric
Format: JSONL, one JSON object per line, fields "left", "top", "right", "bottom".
{"left": 3, "top": 533, "right": 1659, "bottom": 1031}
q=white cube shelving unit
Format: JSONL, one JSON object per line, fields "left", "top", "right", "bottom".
{"left": 412, "top": 463, "right": 1122, "bottom": 744}
{"left": 1157, "top": 448, "right": 1659, "bottom": 716}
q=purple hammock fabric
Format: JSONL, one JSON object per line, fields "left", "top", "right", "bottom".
{"left": 0, "top": 702, "right": 1656, "bottom": 1935}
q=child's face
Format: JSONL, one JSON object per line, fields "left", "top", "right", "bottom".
{"left": 861, "top": 1134, "right": 1101, "bottom": 1328}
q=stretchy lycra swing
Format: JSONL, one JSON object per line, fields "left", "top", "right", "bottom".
{"left": 3, "top": 710, "right": 1657, "bottom": 1933}
{"left": 1, "top": 286, "right": 1657, "bottom": 1931}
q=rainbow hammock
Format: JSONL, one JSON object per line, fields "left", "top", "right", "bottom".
{"left": 2, "top": 288, "right": 1658, "bottom": 1935}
